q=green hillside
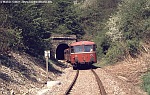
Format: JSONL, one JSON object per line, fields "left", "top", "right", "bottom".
{"left": 0, "top": 0, "right": 149, "bottom": 64}
{"left": 0, "top": 0, "right": 150, "bottom": 94}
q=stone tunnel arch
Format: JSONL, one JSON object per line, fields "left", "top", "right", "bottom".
{"left": 56, "top": 44, "right": 69, "bottom": 60}
{"left": 50, "top": 34, "right": 76, "bottom": 59}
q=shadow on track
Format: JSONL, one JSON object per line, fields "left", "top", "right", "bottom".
{"left": 73, "top": 64, "right": 100, "bottom": 70}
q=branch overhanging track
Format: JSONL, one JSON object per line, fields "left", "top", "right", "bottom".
{"left": 91, "top": 69, "right": 107, "bottom": 95}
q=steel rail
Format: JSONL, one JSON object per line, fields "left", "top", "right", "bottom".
{"left": 91, "top": 69, "right": 107, "bottom": 95}
{"left": 64, "top": 69, "right": 79, "bottom": 95}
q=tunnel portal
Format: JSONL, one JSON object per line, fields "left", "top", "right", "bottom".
{"left": 56, "top": 44, "right": 69, "bottom": 60}
{"left": 50, "top": 34, "right": 76, "bottom": 59}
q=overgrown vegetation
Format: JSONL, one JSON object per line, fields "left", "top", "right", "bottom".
{"left": 0, "top": 28, "right": 23, "bottom": 53}
{"left": 94, "top": 0, "right": 150, "bottom": 64}
{"left": 142, "top": 72, "right": 150, "bottom": 95}
{"left": 0, "top": 1, "right": 85, "bottom": 57}
{"left": 49, "top": 0, "right": 85, "bottom": 38}
{"left": 0, "top": 0, "right": 150, "bottom": 94}
{"left": 0, "top": 0, "right": 149, "bottom": 64}
{"left": 0, "top": 4, "right": 50, "bottom": 56}
{"left": 75, "top": 0, "right": 119, "bottom": 40}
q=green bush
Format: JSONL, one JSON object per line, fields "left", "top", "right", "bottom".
{"left": 142, "top": 72, "right": 150, "bottom": 95}
{"left": 126, "top": 39, "right": 140, "bottom": 57}
{"left": 94, "top": 0, "right": 150, "bottom": 65}
{"left": 104, "top": 42, "right": 125, "bottom": 64}
{"left": 95, "top": 35, "right": 111, "bottom": 58}
{"left": 0, "top": 28, "right": 24, "bottom": 52}
{"left": 3, "top": 4, "right": 52, "bottom": 57}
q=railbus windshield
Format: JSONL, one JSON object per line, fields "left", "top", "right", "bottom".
{"left": 71, "top": 45, "right": 83, "bottom": 53}
{"left": 71, "top": 44, "right": 96, "bottom": 53}
{"left": 84, "top": 45, "right": 93, "bottom": 52}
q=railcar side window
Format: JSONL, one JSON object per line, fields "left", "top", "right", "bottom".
{"left": 84, "top": 45, "right": 93, "bottom": 52}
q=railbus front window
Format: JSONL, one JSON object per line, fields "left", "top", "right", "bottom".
{"left": 73, "top": 45, "right": 83, "bottom": 53}
{"left": 84, "top": 45, "right": 93, "bottom": 52}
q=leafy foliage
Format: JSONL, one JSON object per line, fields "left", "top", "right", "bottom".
{"left": 0, "top": 1, "right": 85, "bottom": 57}
{"left": 0, "top": 0, "right": 149, "bottom": 63}
{"left": 0, "top": 6, "right": 9, "bottom": 28}
{"left": 75, "top": 0, "right": 119, "bottom": 40}
{"left": 95, "top": 0, "right": 150, "bottom": 64}
{"left": 0, "top": 28, "right": 23, "bottom": 53}
{"left": 3, "top": 3, "right": 51, "bottom": 56}
{"left": 142, "top": 72, "right": 150, "bottom": 94}
{"left": 50, "top": 0, "right": 85, "bottom": 38}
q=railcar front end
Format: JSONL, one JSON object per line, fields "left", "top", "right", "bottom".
{"left": 70, "top": 41, "right": 97, "bottom": 69}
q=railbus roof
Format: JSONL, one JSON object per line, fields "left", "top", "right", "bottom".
{"left": 70, "top": 41, "right": 95, "bottom": 46}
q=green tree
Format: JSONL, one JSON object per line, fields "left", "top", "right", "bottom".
{"left": 96, "top": 0, "right": 150, "bottom": 64}
{"left": 4, "top": 3, "right": 51, "bottom": 56}
{"left": 76, "top": 0, "right": 119, "bottom": 40}
{"left": 50, "top": 0, "right": 85, "bottom": 38}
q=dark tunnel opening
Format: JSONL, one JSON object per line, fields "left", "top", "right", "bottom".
{"left": 56, "top": 44, "right": 69, "bottom": 60}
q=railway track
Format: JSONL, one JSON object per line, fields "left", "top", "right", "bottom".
{"left": 64, "top": 69, "right": 79, "bottom": 95}
{"left": 64, "top": 69, "right": 106, "bottom": 95}
{"left": 91, "top": 69, "right": 107, "bottom": 95}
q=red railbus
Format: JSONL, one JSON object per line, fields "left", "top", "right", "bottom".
{"left": 64, "top": 41, "right": 97, "bottom": 69}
